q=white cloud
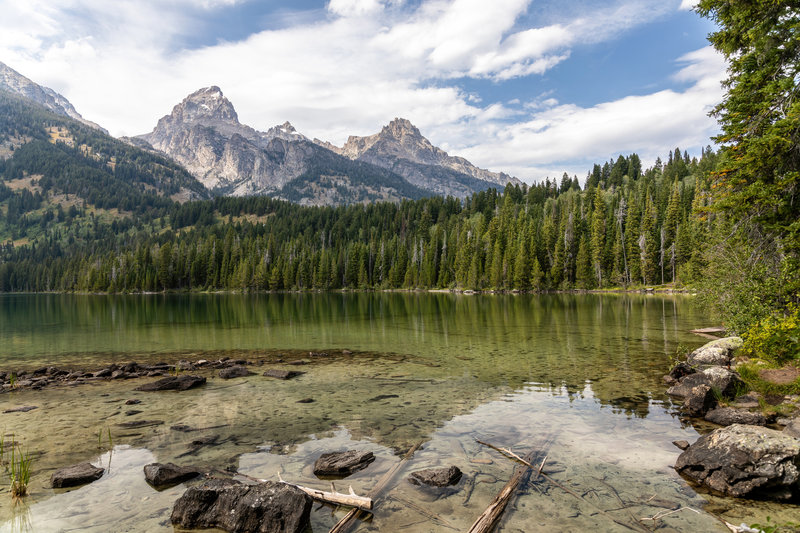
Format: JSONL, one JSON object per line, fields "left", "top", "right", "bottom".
{"left": 0, "top": 0, "right": 721, "bottom": 182}
{"left": 679, "top": 0, "right": 698, "bottom": 10}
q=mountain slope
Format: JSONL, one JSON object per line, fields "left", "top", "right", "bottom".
{"left": 138, "top": 87, "right": 429, "bottom": 205}
{"left": 0, "top": 88, "right": 208, "bottom": 222}
{"left": 317, "top": 118, "right": 519, "bottom": 196}
{"left": 0, "top": 61, "right": 107, "bottom": 133}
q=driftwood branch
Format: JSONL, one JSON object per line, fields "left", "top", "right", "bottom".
{"left": 273, "top": 473, "right": 373, "bottom": 512}
{"left": 329, "top": 440, "right": 424, "bottom": 533}
{"left": 467, "top": 449, "right": 536, "bottom": 533}
{"left": 474, "top": 438, "right": 649, "bottom": 533}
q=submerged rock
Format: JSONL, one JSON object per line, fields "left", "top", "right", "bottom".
{"left": 171, "top": 478, "right": 311, "bottom": 533}
{"left": 675, "top": 424, "right": 800, "bottom": 500}
{"left": 51, "top": 462, "right": 105, "bottom": 488}
{"left": 263, "top": 369, "right": 303, "bottom": 380}
{"left": 144, "top": 462, "right": 203, "bottom": 489}
{"left": 218, "top": 366, "right": 252, "bottom": 379}
{"left": 409, "top": 466, "right": 462, "bottom": 487}
{"left": 135, "top": 375, "right": 206, "bottom": 392}
{"left": 705, "top": 407, "right": 767, "bottom": 427}
{"left": 314, "top": 450, "right": 375, "bottom": 477}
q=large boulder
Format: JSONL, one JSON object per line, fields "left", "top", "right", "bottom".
{"left": 667, "top": 367, "right": 744, "bottom": 400}
{"left": 683, "top": 384, "right": 717, "bottom": 417}
{"left": 135, "top": 375, "right": 206, "bottom": 392}
{"left": 675, "top": 424, "right": 800, "bottom": 500}
{"left": 705, "top": 407, "right": 767, "bottom": 427}
{"left": 313, "top": 450, "right": 375, "bottom": 477}
{"left": 784, "top": 418, "right": 800, "bottom": 439}
{"left": 686, "top": 337, "right": 742, "bottom": 368}
{"left": 144, "top": 462, "right": 203, "bottom": 489}
{"left": 171, "top": 478, "right": 311, "bottom": 533}
{"left": 51, "top": 462, "right": 104, "bottom": 488}
{"left": 409, "top": 466, "right": 462, "bottom": 487}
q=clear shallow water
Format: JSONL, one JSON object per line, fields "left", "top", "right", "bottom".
{"left": 0, "top": 293, "right": 793, "bottom": 531}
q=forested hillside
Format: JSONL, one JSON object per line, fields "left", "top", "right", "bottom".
{"left": 0, "top": 145, "right": 717, "bottom": 295}
{"left": 0, "top": 89, "right": 208, "bottom": 246}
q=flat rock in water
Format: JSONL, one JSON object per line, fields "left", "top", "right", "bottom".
{"left": 263, "top": 369, "right": 303, "bottom": 380}
{"left": 314, "top": 450, "right": 375, "bottom": 477}
{"left": 3, "top": 405, "right": 38, "bottom": 413}
{"left": 705, "top": 407, "right": 767, "bottom": 427}
{"left": 51, "top": 462, "right": 105, "bottom": 488}
{"left": 171, "top": 478, "right": 311, "bottom": 533}
{"left": 218, "top": 366, "right": 252, "bottom": 379}
{"left": 675, "top": 424, "right": 800, "bottom": 500}
{"left": 672, "top": 440, "right": 690, "bottom": 451}
{"left": 144, "top": 462, "right": 203, "bottom": 489}
{"left": 135, "top": 375, "right": 206, "bottom": 392}
{"left": 409, "top": 466, "right": 462, "bottom": 487}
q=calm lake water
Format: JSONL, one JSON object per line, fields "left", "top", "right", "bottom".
{"left": 0, "top": 293, "right": 792, "bottom": 531}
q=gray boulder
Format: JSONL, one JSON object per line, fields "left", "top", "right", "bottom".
{"left": 675, "top": 424, "right": 800, "bottom": 500}
{"left": 784, "top": 418, "right": 800, "bottom": 439}
{"left": 144, "top": 462, "right": 203, "bottom": 489}
{"left": 135, "top": 375, "right": 206, "bottom": 392}
{"left": 687, "top": 336, "right": 742, "bottom": 368}
{"left": 705, "top": 407, "right": 767, "bottom": 427}
{"left": 171, "top": 478, "right": 312, "bottom": 533}
{"left": 263, "top": 369, "right": 303, "bottom": 380}
{"left": 683, "top": 384, "right": 717, "bottom": 417}
{"left": 667, "top": 367, "right": 744, "bottom": 400}
{"left": 313, "top": 450, "right": 375, "bottom": 477}
{"left": 409, "top": 466, "right": 462, "bottom": 487}
{"left": 51, "top": 462, "right": 104, "bottom": 488}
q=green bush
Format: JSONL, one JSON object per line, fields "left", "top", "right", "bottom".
{"left": 742, "top": 305, "right": 800, "bottom": 365}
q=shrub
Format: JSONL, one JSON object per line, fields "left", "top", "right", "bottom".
{"left": 742, "top": 305, "right": 800, "bottom": 365}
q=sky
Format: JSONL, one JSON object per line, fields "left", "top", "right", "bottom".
{"left": 0, "top": 0, "right": 724, "bottom": 183}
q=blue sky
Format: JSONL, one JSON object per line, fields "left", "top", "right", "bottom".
{"left": 0, "top": 0, "right": 723, "bottom": 182}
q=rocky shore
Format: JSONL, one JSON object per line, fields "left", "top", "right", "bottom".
{"left": 665, "top": 337, "right": 800, "bottom": 501}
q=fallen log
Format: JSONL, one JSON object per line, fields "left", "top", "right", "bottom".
{"left": 329, "top": 441, "right": 424, "bottom": 533}
{"left": 466, "top": 449, "right": 536, "bottom": 533}
{"left": 275, "top": 474, "right": 373, "bottom": 512}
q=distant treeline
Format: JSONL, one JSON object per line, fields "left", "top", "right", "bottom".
{"left": 0, "top": 146, "right": 719, "bottom": 293}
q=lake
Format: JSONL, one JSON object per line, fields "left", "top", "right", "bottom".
{"left": 0, "top": 293, "right": 786, "bottom": 531}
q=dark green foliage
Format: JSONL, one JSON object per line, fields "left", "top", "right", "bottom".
{"left": 0, "top": 145, "right": 715, "bottom": 293}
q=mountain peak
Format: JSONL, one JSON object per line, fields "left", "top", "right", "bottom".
{"left": 382, "top": 117, "right": 420, "bottom": 138}
{"left": 171, "top": 86, "right": 238, "bottom": 124}
{"left": 0, "top": 61, "right": 107, "bottom": 132}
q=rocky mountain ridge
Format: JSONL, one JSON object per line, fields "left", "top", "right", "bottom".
{"left": 318, "top": 117, "right": 516, "bottom": 194}
{"left": 0, "top": 61, "right": 107, "bottom": 133}
{"left": 139, "top": 87, "right": 515, "bottom": 202}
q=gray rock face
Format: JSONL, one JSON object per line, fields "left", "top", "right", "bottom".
{"left": 144, "top": 462, "right": 203, "bottom": 489}
{"left": 705, "top": 407, "right": 767, "bottom": 427}
{"left": 409, "top": 466, "right": 462, "bottom": 487}
{"left": 0, "top": 61, "right": 107, "bottom": 132}
{"left": 675, "top": 424, "right": 800, "bottom": 500}
{"left": 171, "top": 478, "right": 312, "bottom": 533}
{"left": 135, "top": 375, "right": 206, "bottom": 392}
{"left": 320, "top": 117, "right": 520, "bottom": 197}
{"left": 687, "top": 337, "right": 743, "bottom": 368}
{"left": 313, "top": 450, "right": 375, "bottom": 477}
{"left": 51, "top": 462, "right": 104, "bottom": 488}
